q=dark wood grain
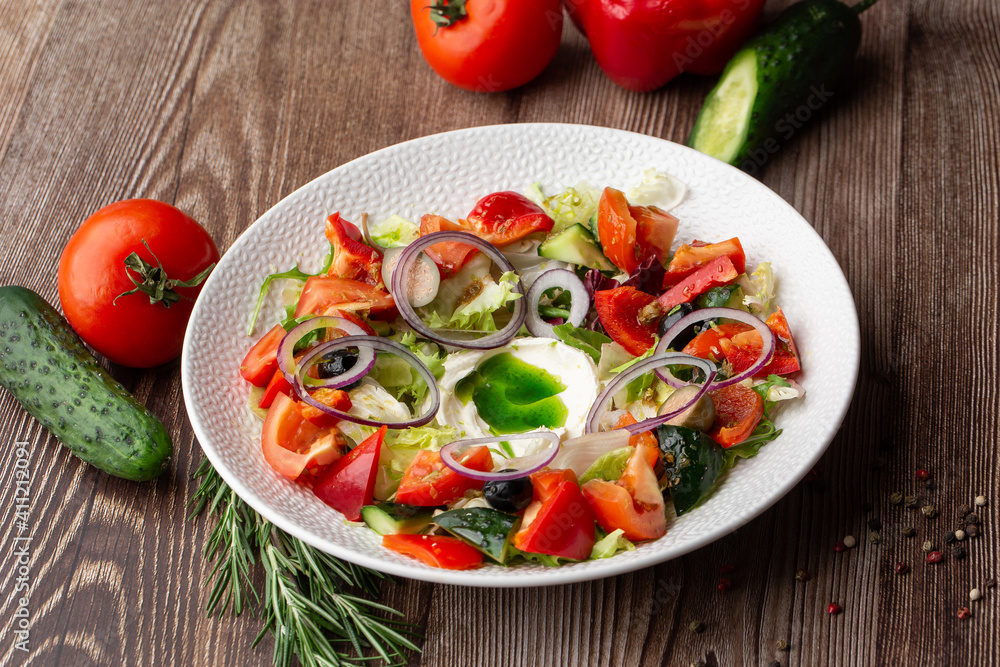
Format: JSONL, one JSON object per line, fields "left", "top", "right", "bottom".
{"left": 0, "top": 0, "right": 997, "bottom": 665}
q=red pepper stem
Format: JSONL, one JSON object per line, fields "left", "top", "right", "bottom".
{"left": 853, "top": 0, "right": 881, "bottom": 14}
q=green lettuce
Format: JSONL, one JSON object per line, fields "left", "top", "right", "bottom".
{"left": 590, "top": 529, "right": 636, "bottom": 560}
{"left": 368, "top": 214, "right": 419, "bottom": 248}
{"left": 580, "top": 447, "right": 633, "bottom": 484}
{"left": 552, "top": 323, "right": 611, "bottom": 363}
{"left": 739, "top": 262, "right": 775, "bottom": 316}
{"left": 526, "top": 182, "right": 601, "bottom": 233}
{"left": 424, "top": 271, "right": 522, "bottom": 332}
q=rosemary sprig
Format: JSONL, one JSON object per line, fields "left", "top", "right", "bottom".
{"left": 188, "top": 459, "right": 420, "bottom": 666}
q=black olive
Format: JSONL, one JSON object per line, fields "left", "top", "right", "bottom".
{"left": 316, "top": 349, "right": 361, "bottom": 390}
{"left": 483, "top": 470, "right": 533, "bottom": 513}
{"left": 656, "top": 302, "right": 698, "bottom": 347}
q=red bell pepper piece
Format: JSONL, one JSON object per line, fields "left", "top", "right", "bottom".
{"left": 324, "top": 213, "right": 384, "bottom": 288}
{"left": 657, "top": 255, "right": 739, "bottom": 312}
{"left": 383, "top": 534, "right": 483, "bottom": 570}
{"left": 513, "top": 476, "right": 596, "bottom": 561}
{"left": 259, "top": 367, "right": 293, "bottom": 409}
{"left": 463, "top": 191, "right": 554, "bottom": 246}
{"left": 313, "top": 426, "right": 387, "bottom": 521}
{"left": 240, "top": 324, "right": 286, "bottom": 387}
{"left": 594, "top": 286, "right": 660, "bottom": 356}
{"left": 664, "top": 238, "right": 746, "bottom": 288}
{"left": 566, "top": 0, "right": 767, "bottom": 92}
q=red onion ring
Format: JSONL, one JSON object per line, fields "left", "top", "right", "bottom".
{"left": 440, "top": 431, "right": 561, "bottom": 481}
{"left": 277, "top": 316, "right": 371, "bottom": 388}
{"left": 293, "top": 336, "right": 440, "bottom": 428}
{"left": 390, "top": 231, "right": 526, "bottom": 349}
{"left": 655, "top": 307, "right": 775, "bottom": 389}
{"left": 295, "top": 337, "right": 375, "bottom": 390}
{"left": 524, "top": 268, "right": 590, "bottom": 339}
{"left": 584, "top": 353, "right": 717, "bottom": 435}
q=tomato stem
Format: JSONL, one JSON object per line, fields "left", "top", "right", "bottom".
{"left": 426, "top": 0, "right": 468, "bottom": 29}
{"left": 114, "top": 238, "right": 215, "bottom": 308}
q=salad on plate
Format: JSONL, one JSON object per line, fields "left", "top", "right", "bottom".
{"left": 238, "top": 171, "right": 803, "bottom": 570}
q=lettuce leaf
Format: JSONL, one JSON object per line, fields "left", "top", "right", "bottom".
{"left": 368, "top": 214, "right": 419, "bottom": 248}
{"left": 552, "top": 323, "right": 612, "bottom": 363}
{"left": 739, "top": 262, "right": 775, "bottom": 317}
{"left": 526, "top": 182, "right": 601, "bottom": 233}
{"left": 579, "top": 447, "right": 633, "bottom": 484}
{"left": 590, "top": 529, "right": 636, "bottom": 560}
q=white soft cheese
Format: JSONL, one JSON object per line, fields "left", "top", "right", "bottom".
{"left": 435, "top": 337, "right": 599, "bottom": 441}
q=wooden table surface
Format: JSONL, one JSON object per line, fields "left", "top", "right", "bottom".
{"left": 1, "top": 0, "right": 998, "bottom": 665}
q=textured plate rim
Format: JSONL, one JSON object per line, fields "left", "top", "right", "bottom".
{"left": 181, "top": 122, "right": 860, "bottom": 588}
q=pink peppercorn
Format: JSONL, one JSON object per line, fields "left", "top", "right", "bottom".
{"left": 833, "top": 541, "right": 846, "bottom": 553}
{"left": 926, "top": 551, "right": 944, "bottom": 564}
{"left": 828, "top": 603, "right": 842, "bottom": 615}
{"left": 718, "top": 578, "right": 732, "bottom": 591}
{"left": 916, "top": 469, "right": 931, "bottom": 481}
{"left": 957, "top": 607, "right": 971, "bottom": 620}
{"left": 894, "top": 562, "right": 908, "bottom": 574}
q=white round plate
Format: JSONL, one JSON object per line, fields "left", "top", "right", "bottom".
{"left": 182, "top": 123, "right": 860, "bottom": 587}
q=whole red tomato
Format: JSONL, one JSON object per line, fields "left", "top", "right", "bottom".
{"left": 410, "top": 0, "right": 564, "bottom": 92}
{"left": 58, "top": 199, "right": 220, "bottom": 368}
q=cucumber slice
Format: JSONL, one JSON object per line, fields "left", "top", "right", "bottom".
{"left": 432, "top": 508, "right": 519, "bottom": 564}
{"left": 538, "top": 224, "right": 616, "bottom": 272}
{"left": 688, "top": 50, "right": 758, "bottom": 165}
{"left": 361, "top": 503, "right": 434, "bottom": 535}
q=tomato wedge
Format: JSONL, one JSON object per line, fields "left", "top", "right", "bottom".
{"left": 383, "top": 534, "right": 483, "bottom": 570}
{"left": 664, "top": 238, "right": 746, "bottom": 288}
{"left": 707, "top": 383, "right": 764, "bottom": 447}
{"left": 325, "top": 213, "right": 384, "bottom": 288}
{"left": 513, "top": 478, "right": 596, "bottom": 561}
{"left": 594, "top": 286, "right": 659, "bottom": 356}
{"left": 657, "top": 255, "right": 739, "bottom": 312}
{"left": 529, "top": 468, "right": 579, "bottom": 502}
{"left": 582, "top": 442, "right": 666, "bottom": 541}
{"left": 395, "top": 446, "right": 494, "bottom": 506}
{"left": 682, "top": 322, "right": 754, "bottom": 362}
{"left": 259, "top": 367, "right": 294, "bottom": 409}
{"left": 313, "top": 426, "right": 387, "bottom": 521}
{"left": 597, "top": 187, "right": 640, "bottom": 274}
{"left": 261, "top": 392, "right": 345, "bottom": 480}
{"left": 463, "top": 191, "right": 554, "bottom": 246}
{"left": 614, "top": 412, "right": 658, "bottom": 452}
{"left": 631, "top": 205, "right": 678, "bottom": 266}
{"left": 686, "top": 309, "right": 800, "bottom": 377}
{"left": 419, "top": 214, "right": 480, "bottom": 277}
{"left": 240, "top": 324, "right": 286, "bottom": 387}
{"left": 294, "top": 276, "right": 397, "bottom": 321}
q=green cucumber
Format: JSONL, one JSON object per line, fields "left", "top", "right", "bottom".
{"left": 432, "top": 507, "right": 519, "bottom": 564}
{"left": 0, "top": 286, "right": 172, "bottom": 481}
{"left": 361, "top": 503, "right": 434, "bottom": 535}
{"left": 657, "top": 425, "right": 723, "bottom": 516}
{"left": 538, "top": 224, "right": 616, "bottom": 272}
{"left": 696, "top": 284, "right": 745, "bottom": 310}
{"left": 689, "top": 0, "right": 876, "bottom": 170}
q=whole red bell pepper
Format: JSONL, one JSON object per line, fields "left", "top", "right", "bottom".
{"left": 565, "top": 0, "right": 767, "bottom": 92}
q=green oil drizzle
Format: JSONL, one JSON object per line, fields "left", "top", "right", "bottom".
{"left": 455, "top": 352, "right": 567, "bottom": 434}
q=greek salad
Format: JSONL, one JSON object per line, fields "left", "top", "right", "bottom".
{"left": 238, "top": 171, "right": 803, "bottom": 570}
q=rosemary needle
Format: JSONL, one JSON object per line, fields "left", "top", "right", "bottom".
{"left": 188, "top": 458, "right": 420, "bottom": 666}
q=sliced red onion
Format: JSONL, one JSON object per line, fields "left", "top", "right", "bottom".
{"left": 439, "top": 431, "right": 560, "bottom": 481}
{"left": 390, "top": 231, "right": 526, "bottom": 349}
{"left": 549, "top": 430, "right": 631, "bottom": 477}
{"left": 655, "top": 307, "right": 775, "bottom": 389}
{"left": 295, "top": 337, "right": 375, "bottom": 390}
{"left": 293, "top": 336, "right": 440, "bottom": 428}
{"left": 584, "top": 353, "right": 717, "bottom": 435}
{"left": 360, "top": 213, "right": 384, "bottom": 250}
{"left": 381, "top": 246, "right": 440, "bottom": 308}
{"left": 524, "top": 268, "right": 590, "bottom": 339}
{"left": 277, "top": 316, "right": 371, "bottom": 388}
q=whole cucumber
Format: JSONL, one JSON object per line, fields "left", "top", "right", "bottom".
{"left": 688, "top": 0, "right": 877, "bottom": 171}
{"left": 0, "top": 286, "right": 172, "bottom": 481}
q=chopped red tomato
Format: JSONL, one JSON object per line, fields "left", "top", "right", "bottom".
{"left": 240, "top": 324, "right": 286, "bottom": 387}
{"left": 582, "top": 442, "right": 666, "bottom": 541}
{"left": 594, "top": 286, "right": 659, "bottom": 356}
{"left": 324, "top": 213, "right": 384, "bottom": 288}
{"left": 631, "top": 205, "right": 678, "bottom": 266}
{"left": 295, "top": 276, "right": 397, "bottom": 321}
{"left": 686, "top": 309, "right": 800, "bottom": 377}
{"left": 313, "top": 426, "right": 387, "bottom": 521}
{"left": 259, "top": 368, "right": 294, "bottom": 409}
{"left": 614, "top": 413, "right": 659, "bottom": 453}
{"left": 513, "top": 478, "right": 595, "bottom": 561}
{"left": 529, "top": 468, "right": 579, "bottom": 501}
{"left": 657, "top": 255, "right": 739, "bottom": 312}
{"left": 682, "top": 322, "right": 754, "bottom": 362}
{"left": 708, "top": 383, "right": 764, "bottom": 447}
{"left": 383, "top": 534, "right": 483, "bottom": 569}
{"left": 664, "top": 238, "right": 746, "bottom": 288}
{"left": 597, "top": 187, "right": 640, "bottom": 274}
{"left": 395, "top": 446, "right": 494, "bottom": 506}
{"left": 462, "top": 191, "right": 554, "bottom": 246}
{"left": 261, "top": 392, "right": 345, "bottom": 480}
{"left": 296, "top": 388, "right": 353, "bottom": 428}
{"left": 419, "top": 214, "right": 480, "bottom": 277}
